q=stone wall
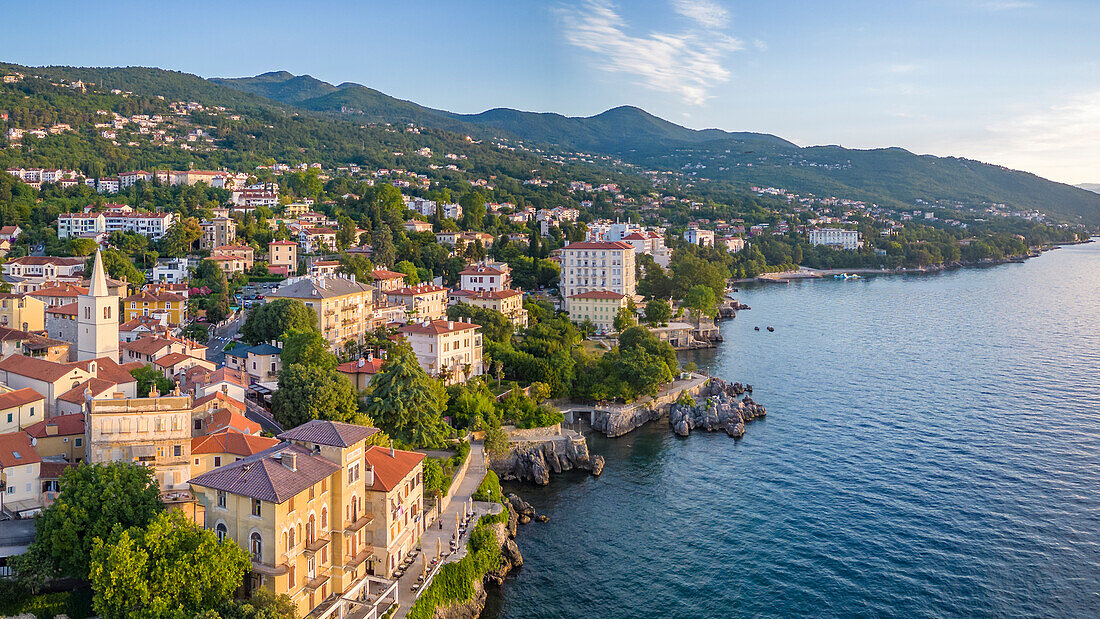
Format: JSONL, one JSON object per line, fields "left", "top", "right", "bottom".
{"left": 590, "top": 376, "right": 711, "bottom": 437}
{"left": 490, "top": 429, "right": 594, "bottom": 485}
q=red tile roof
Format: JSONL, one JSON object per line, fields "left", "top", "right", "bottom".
{"left": 364, "top": 445, "right": 425, "bottom": 491}
{"left": 23, "top": 412, "right": 84, "bottom": 437}
{"left": 56, "top": 377, "right": 118, "bottom": 404}
{"left": 370, "top": 269, "right": 407, "bottom": 281}
{"left": 0, "top": 387, "right": 44, "bottom": 410}
{"left": 46, "top": 301, "right": 78, "bottom": 316}
{"left": 397, "top": 319, "right": 481, "bottom": 335}
{"left": 0, "top": 431, "right": 41, "bottom": 468}
{"left": 563, "top": 241, "right": 633, "bottom": 250}
{"left": 0, "top": 356, "right": 85, "bottom": 382}
{"left": 192, "top": 430, "right": 279, "bottom": 457}
{"left": 336, "top": 357, "right": 386, "bottom": 375}
{"left": 206, "top": 407, "right": 261, "bottom": 435}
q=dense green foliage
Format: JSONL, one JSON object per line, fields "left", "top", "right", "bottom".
{"left": 88, "top": 511, "right": 250, "bottom": 619}
{"left": 130, "top": 363, "right": 174, "bottom": 397}
{"left": 240, "top": 298, "right": 318, "bottom": 344}
{"left": 29, "top": 462, "right": 163, "bottom": 578}
{"left": 272, "top": 363, "right": 362, "bottom": 428}
{"left": 363, "top": 342, "right": 450, "bottom": 448}
{"left": 471, "top": 470, "right": 505, "bottom": 503}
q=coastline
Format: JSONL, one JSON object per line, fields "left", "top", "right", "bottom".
{"left": 739, "top": 238, "right": 1096, "bottom": 283}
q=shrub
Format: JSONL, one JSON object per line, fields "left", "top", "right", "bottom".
{"left": 406, "top": 513, "right": 505, "bottom": 619}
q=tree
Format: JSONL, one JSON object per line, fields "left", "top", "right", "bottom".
{"left": 159, "top": 217, "right": 202, "bottom": 257}
{"left": 447, "top": 303, "right": 513, "bottom": 344}
{"left": 130, "top": 364, "right": 174, "bottom": 397}
{"left": 373, "top": 225, "right": 395, "bottom": 268}
{"left": 644, "top": 299, "right": 672, "bottom": 326}
{"left": 363, "top": 342, "right": 449, "bottom": 448}
{"left": 206, "top": 293, "right": 231, "bottom": 324}
{"left": 281, "top": 328, "right": 337, "bottom": 371}
{"left": 86, "top": 248, "right": 145, "bottom": 285}
{"left": 272, "top": 364, "right": 362, "bottom": 428}
{"left": 395, "top": 260, "right": 420, "bottom": 285}
{"left": 460, "top": 191, "right": 486, "bottom": 229}
{"left": 483, "top": 423, "right": 510, "bottom": 461}
{"left": 67, "top": 238, "right": 98, "bottom": 256}
{"left": 88, "top": 511, "right": 250, "bottom": 619}
{"left": 336, "top": 215, "right": 358, "bottom": 249}
{"left": 240, "top": 298, "right": 318, "bottom": 344}
{"left": 682, "top": 284, "right": 718, "bottom": 319}
{"left": 338, "top": 253, "right": 374, "bottom": 280}
{"left": 613, "top": 306, "right": 636, "bottom": 331}
{"left": 30, "top": 462, "right": 163, "bottom": 577}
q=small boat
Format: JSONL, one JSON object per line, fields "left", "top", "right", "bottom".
{"left": 766, "top": 326, "right": 775, "bottom": 332}
{"left": 754, "top": 326, "right": 760, "bottom": 331}
{"left": 834, "top": 273, "right": 861, "bottom": 280}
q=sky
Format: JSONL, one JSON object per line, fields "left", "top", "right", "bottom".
{"left": 4, "top": 0, "right": 1099, "bottom": 184}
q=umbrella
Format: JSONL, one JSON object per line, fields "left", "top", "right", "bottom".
{"left": 455, "top": 511, "right": 460, "bottom": 529}
{"left": 436, "top": 537, "right": 441, "bottom": 560}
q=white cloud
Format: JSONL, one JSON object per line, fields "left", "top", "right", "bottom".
{"left": 976, "top": 91, "right": 1100, "bottom": 183}
{"left": 559, "top": 0, "right": 743, "bottom": 105}
{"left": 671, "top": 0, "right": 729, "bottom": 28}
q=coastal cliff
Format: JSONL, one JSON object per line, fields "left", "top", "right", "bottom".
{"left": 491, "top": 429, "right": 603, "bottom": 485}
{"left": 428, "top": 516, "right": 523, "bottom": 619}
{"left": 589, "top": 375, "right": 713, "bottom": 437}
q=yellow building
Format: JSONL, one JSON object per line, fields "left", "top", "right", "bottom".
{"left": 0, "top": 293, "right": 46, "bottom": 331}
{"left": 566, "top": 290, "right": 629, "bottom": 332}
{"left": 123, "top": 290, "right": 186, "bottom": 325}
{"left": 0, "top": 387, "right": 46, "bottom": 434}
{"left": 449, "top": 289, "right": 528, "bottom": 327}
{"left": 268, "top": 240, "right": 298, "bottom": 272}
{"left": 267, "top": 277, "right": 375, "bottom": 349}
{"left": 212, "top": 244, "right": 255, "bottom": 270}
{"left": 385, "top": 284, "right": 448, "bottom": 322}
{"left": 22, "top": 412, "right": 85, "bottom": 461}
{"left": 189, "top": 420, "right": 392, "bottom": 617}
{"left": 362, "top": 446, "right": 427, "bottom": 576}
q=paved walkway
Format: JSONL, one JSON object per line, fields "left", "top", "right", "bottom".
{"left": 379, "top": 442, "right": 500, "bottom": 619}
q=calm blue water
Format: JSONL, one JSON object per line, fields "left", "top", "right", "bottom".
{"left": 486, "top": 242, "right": 1100, "bottom": 618}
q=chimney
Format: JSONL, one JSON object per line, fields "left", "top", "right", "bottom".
{"left": 282, "top": 452, "right": 297, "bottom": 471}
{"left": 389, "top": 446, "right": 395, "bottom": 458}
{"left": 357, "top": 357, "right": 365, "bottom": 368}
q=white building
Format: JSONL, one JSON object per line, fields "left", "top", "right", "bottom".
{"left": 458, "top": 263, "right": 512, "bottom": 292}
{"left": 397, "top": 320, "right": 484, "bottom": 384}
{"left": 809, "top": 228, "right": 862, "bottom": 250}
{"left": 559, "top": 241, "right": 636, "bottom": 313}
{"left": 152, "top": 258, "right": 194, "bottom": 283}
{"left": 683, "top": 227, "right": 715, "bottom": 247}
{"left": 58, "top": 209, "right": 173, "bottom": 240}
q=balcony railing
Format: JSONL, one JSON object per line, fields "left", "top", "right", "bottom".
{"left": 303, "top": 535, "right": 330, "bottom": 555}
{"left": 344, "top": 514, "right": 373, "bottom": 533}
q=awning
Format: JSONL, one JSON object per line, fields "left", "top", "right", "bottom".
{"left": 131, "top": 444, "right": 156, "bottom": 457}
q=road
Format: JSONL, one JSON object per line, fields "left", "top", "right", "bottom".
{"left": 205, "top": 311, "right": 246, "bottom": 366}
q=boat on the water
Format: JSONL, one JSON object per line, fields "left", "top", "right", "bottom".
{"left": 834, "top": 273, "right": 862, "bottom": 280}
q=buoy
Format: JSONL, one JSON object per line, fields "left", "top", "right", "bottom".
{"left": 767, "top": 326, "right": 775, "bottom": 332}
{"left": 754, "top": 326, "right": 760, "bottom": 331}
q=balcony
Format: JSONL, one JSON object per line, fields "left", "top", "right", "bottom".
{"left": 344, "top": 549, "right": 372, "bottom": 569}
{"left": 303, "top": 535, "right": 330, "bottom": 555}
{"left": 251, "top": 559, "right": 289, "bottom": 576}
{"left": 305, "top": 570, "right": 331, "bottom": 591}
{"left": 344, "top": 514, "right": 373, "bottom": 533}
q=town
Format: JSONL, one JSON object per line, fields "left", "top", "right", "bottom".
{"left": 0, "top": 67, "right": 1090, "bottom": 619}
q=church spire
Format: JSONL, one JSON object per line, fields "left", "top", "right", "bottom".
{"left": 90, "top": 249, "right": 109, "bottom": 297}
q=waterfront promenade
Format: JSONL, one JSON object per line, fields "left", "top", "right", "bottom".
{"left": 349, "top": 442, "right": 500, "bottom": 619}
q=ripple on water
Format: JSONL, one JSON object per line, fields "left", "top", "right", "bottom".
{"left": 485, "top": 244, "right": 1100, "bottom": 619}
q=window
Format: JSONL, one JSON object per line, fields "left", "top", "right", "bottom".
{"left": 29, "top": 406, "right": 34, "bottom": 417}
{"left": 321, "top": 507, "right": 327, "bottom": 530}
{"left": 217, "top": 490, "right": 226, "bottom": 508}
{"left": 288, "top": 527, "right": 296, "bottom": 548}
{"left": 75, "top": 438, "right": 82, "bottom": 447}
{"left": 250, "top": 532, "right": 263, "bottom": 560}
{"left": 173, "top": 445, "right": 181, "bottom": 457}
{"left": 214, "top": 456, "right": 221, "bottom": 467}
{"left": 216, "top": 523, "right": 227, "bottom": 542}
{"left": 252, "top": 498, "right": 262, "bottom": 517}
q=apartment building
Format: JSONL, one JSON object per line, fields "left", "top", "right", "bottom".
{"left": 809, "top": 228, "right": 862, "bottom": 250}
{"left": 268, "top": 277, "right": 375, "bottom": 349}
{"left": 123, "top": 290, "right": 186, "bottom": 325}
{"left": 189, "top": 420, "right": 389, "bottom": 617}
{"left": 2, "top": 256, "right": 85, "bottom": 286}
{"left": 85, "top": 393, "right": 193, "bottom": 497}
{"left": 57, "top": 209, "right": 174, "bottom": 240}
{"left": 448, "top": 289, "right": 528, "bottom": 328}
{"left": 559, "top": 241, "right": 636, "bottom": 314}
{"left": 0, "top": 294, "right": 45, "bottom": 331}
{"left": 683, "top": 227, "right": 715, "bottom": 247}
{"left": 201, "top": 218, "right": 237, "bottom": 250}
{"left": 458, "top": 263, "right": 511, "bottom": 292}
{"left": 0, "top": 388, "right": 46, "bottom": 434}
{"left": 268, "top": 240, "right": 299, "bottom": 273}
{"left": 397, "top": 320, "right": 483, "bottom": 383}
{"left": 224, "top": 342, "right": 283, "bottom": 383}
{"left": 385, "top": 284, "right": 448, "bottom": 322}
{"left": 566, "top": 290, "right": 629, "bottom": 332}
{"left": 362, "top": 446, "right": 426, "bottom": 576}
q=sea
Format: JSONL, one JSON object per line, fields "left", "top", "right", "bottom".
{"left": 486, "top": 241, "right": 1100, "bottom": 618}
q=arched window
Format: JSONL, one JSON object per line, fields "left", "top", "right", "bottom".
{"left": 321, "top": 507, "right": 328, "bottom": 530}
{"left": 215, "top": 523, "right": 227, "bottom": 542}
{"left": 283, "top": 530, "right": 289, "bottom": 549}
{"left": 308, "top": 514, "right": 316, "bottom": 544}
{"left": 250, "top": 532, "right": 262, "bottom": 560}
{"left": 104, "top": 306, "right": 111, "bottom": 319}
{"left": 288, "top": 527, "right": 295, "bottom": 548}
{"left": 351, "top": 495, "right": 358, "bottom": 521}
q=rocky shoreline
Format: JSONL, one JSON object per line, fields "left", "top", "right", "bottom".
{"left": 669, "top": 379, "right": 767, "bottom": 438}
{"left": 491, "top": 431, "right": 605, "bottom": 486}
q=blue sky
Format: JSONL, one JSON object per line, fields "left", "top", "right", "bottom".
{"left": 4, "top": 0, "right": 1098, "bottom": 183}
